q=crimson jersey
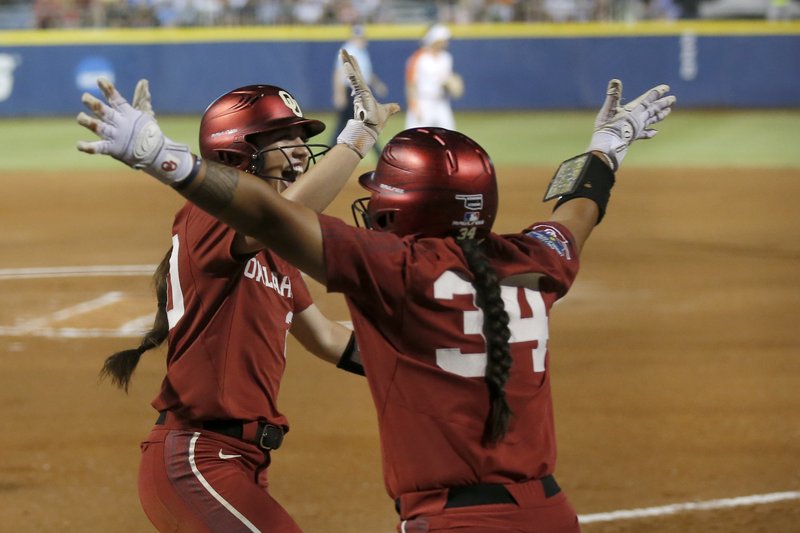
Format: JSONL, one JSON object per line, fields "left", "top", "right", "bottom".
{"left": 152, "top": 203, "right": 312, "bottom": 428}
{"left": 320, "top": 214, "right": 579, "bottom": 499}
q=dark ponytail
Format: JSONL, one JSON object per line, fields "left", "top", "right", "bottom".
{"left": 456, "top": 238, "right": 513, "bottom": 445}
{"left": 99, "top": 247, "right": 172, "bottom": 392}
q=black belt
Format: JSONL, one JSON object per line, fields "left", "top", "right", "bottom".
{"left": 395, "top": 475, "right": 560, "bottom": 514}
{"left": 155, "top": 411, "right": 284, "bottom": 451}
{"left": 446, "top": 475, "right": 560, "bottom": 508}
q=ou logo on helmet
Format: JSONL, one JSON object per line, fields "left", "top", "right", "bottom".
{"left": 278, "top": 90, "right": 303, "bottom": 117}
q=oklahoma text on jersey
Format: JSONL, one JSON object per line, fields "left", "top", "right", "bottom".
{"left": 243, "top": 256, "right": 294, "bottom": 298}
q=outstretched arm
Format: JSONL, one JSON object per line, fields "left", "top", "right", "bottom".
{"left": 545, "top": 79, "right": 676, "bottom": 253}
{"left": 183, "top": 158, "right": 328, "bottom": 282}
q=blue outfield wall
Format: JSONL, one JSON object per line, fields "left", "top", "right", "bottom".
{"left": 0, "top": 22, "right": 798, "bottom": 117}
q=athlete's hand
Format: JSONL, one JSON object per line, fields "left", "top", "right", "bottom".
{"left": 77, "top": 77, "right": 195, "bottom": 186}
{"left": 587, "top": 79, "right": 676, "bottom": 171}
{"left": 336, "top": 49, "right": 399, "bottom": 158}
{"left": 342, "top": 48, "right": 399, "bottom": 134}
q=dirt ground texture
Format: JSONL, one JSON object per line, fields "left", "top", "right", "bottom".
{"left": 0, "top": 166, "right": 798, "bottom": 532}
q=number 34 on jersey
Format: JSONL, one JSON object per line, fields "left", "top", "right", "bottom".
{"left": 433, "top": 270, "right": 548, "bottom": 378}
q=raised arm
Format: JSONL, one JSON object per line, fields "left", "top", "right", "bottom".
{"left": 545, "top": 79, "right": 676, "bottom": 253}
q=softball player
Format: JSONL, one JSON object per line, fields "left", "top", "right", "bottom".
{"left": 79, "top": 64, "right": 674, "bottom": 531}
{"left": 94, "top": 56, "right": 383, "bottom": 532}
{"left": 405, "top": 23, "right": 460, "bottom": 130}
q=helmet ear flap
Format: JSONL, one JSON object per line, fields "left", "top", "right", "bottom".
{"left": 214, "top": 150, "right": 247, "bottom": 169}
{"left": 372, "top": 210, "right": 396, "bottom": 231}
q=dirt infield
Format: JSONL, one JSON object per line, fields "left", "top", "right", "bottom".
{"left": 1, "top": 166, "right": 798, "bottom": 532}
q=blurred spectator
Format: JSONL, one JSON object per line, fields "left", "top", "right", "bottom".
{"left": 675, "top": 0, "right": 700, "bottom": 18}
{"left": 254, "top": 0, "right": 286, "bottom": 24}
{"left": 768, "top": 0, "right": 791, "bottom": 20}
{"left": 15, "top": 0, "right": 800, "bottom": 29}
{"left": 646, "top": 0, "right": 680, "bottom": 18}
{"left": 293, "top": 0, "right": 327, "bottom": 24}
{"left": 486, "top": 0, "right": 515, "bottom": 21}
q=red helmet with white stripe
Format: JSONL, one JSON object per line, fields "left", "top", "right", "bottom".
{"left": 353, "top": 127, "right": 498, "bottom": 240}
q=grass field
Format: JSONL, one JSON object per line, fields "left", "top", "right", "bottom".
{"left": 2, "top": 109, "right": 799, "bottom": 171}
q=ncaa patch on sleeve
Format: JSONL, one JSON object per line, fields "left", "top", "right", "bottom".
{"left": 525, "top": 225, "right": 572, "bottom": 260}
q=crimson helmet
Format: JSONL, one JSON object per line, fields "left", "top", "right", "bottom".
{"left": 353, "top": 128, "right": 498, "bottom": 240}
{"left": 199, "top": 85, "right": 326, "bottom": 179}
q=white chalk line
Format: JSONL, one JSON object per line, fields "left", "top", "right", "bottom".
{"left": 0, "top": 264, "right": 157, "bottom": 280}
{"left": 9, "top": 291, "right": 125, "bottom": 335}
{"left": 0, "top": 325, "right": 149, "bottom": 338}
{"left": 0, "top": 265, "right": 158, "bottom": 338}
{"left": 578, "top": 490, "right": 800, "bottom": 524}
{"left": 0, "top": 265, "right": 348, "bottom": 339}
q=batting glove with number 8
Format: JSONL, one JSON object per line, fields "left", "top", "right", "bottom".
{"left": 77, "top": 78, "right": 195, "bottom": 186}
{"left": 588, "top": 79, "right": 676, "bottom": 171}
{"left": 336, "top": 49, "right": 400, "bottom": 158}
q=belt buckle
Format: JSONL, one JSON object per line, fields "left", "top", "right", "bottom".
{"left": 258, "top": 423, "right": 284, "bottom": 451}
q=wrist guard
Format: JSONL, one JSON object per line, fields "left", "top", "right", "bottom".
{"left": 543, "top": 152, "right": 616, "bottom": 224}
{"left": 337, "top": 119, "right": 378, "bottom": 158}
{"left": 336, "top": 333, "right": 365, "bottom": 376}
{"left": 172, "top": 155, "right": 203, "bottom": 190}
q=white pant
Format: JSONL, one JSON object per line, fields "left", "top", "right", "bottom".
{"left": 405, "top": 98, "right": 455, "bottom": 130}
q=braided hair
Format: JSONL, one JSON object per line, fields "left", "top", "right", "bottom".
{"left": 99, "top": 247, "right": 172, "bottom": 392}
{"left": 456, "top": 238, "right": 513, "bottom": 445}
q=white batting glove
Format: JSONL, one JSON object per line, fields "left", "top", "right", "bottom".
{"left": 336, "top": 49, "right": 400, "bottom": 157}
{"left": 77, "top": 77, "right": 195, "bottom": 186}
{"left": 587, "top": 79, "right": 676, "bottom": 171}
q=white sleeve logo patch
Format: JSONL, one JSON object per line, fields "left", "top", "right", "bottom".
{"left": 525, "top": 225, "right": 572, "bottom": 260}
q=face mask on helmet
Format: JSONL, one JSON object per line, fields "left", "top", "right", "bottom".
{"left": 248, "top": 139, "right": 328, "bottom": 182}
{"left": 199, "top": 85, "right": 329, "bottom": 182}
{"left": 352, "top": 127, "right": 498, "bottom": 240}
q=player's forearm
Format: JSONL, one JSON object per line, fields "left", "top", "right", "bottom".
{"left": 545, "top": 151, "right": 613, "bottom": 253}
{"left": 550, "top": 199, "right": 599, "bottom": 255}
{"left": 292, "top": 305, "right": 354, "bottom": 366}
{"left": 179, "top": 159, "right": 327, "bottom": 281}
{"left": 281, "top": 144, "right": 361, "bottom": 213}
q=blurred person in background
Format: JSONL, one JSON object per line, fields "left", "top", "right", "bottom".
{"left": 404, "top": 23, "right": 463, "bottom": 130}
{"left": 332, "top": 23, "right": 388, "bottom": 157}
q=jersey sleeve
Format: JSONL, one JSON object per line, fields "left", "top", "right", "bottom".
{"left": 289, "top": 268, "right": 313, "bottom": 314}
{"left": 510, "top": 222, "right": 580, "bottom": 298}
{"left": 180, "top": 206, "right": 245, "bottom": 275}
{"left": 318, "top": 214, "right": 407, "bottom": 321}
